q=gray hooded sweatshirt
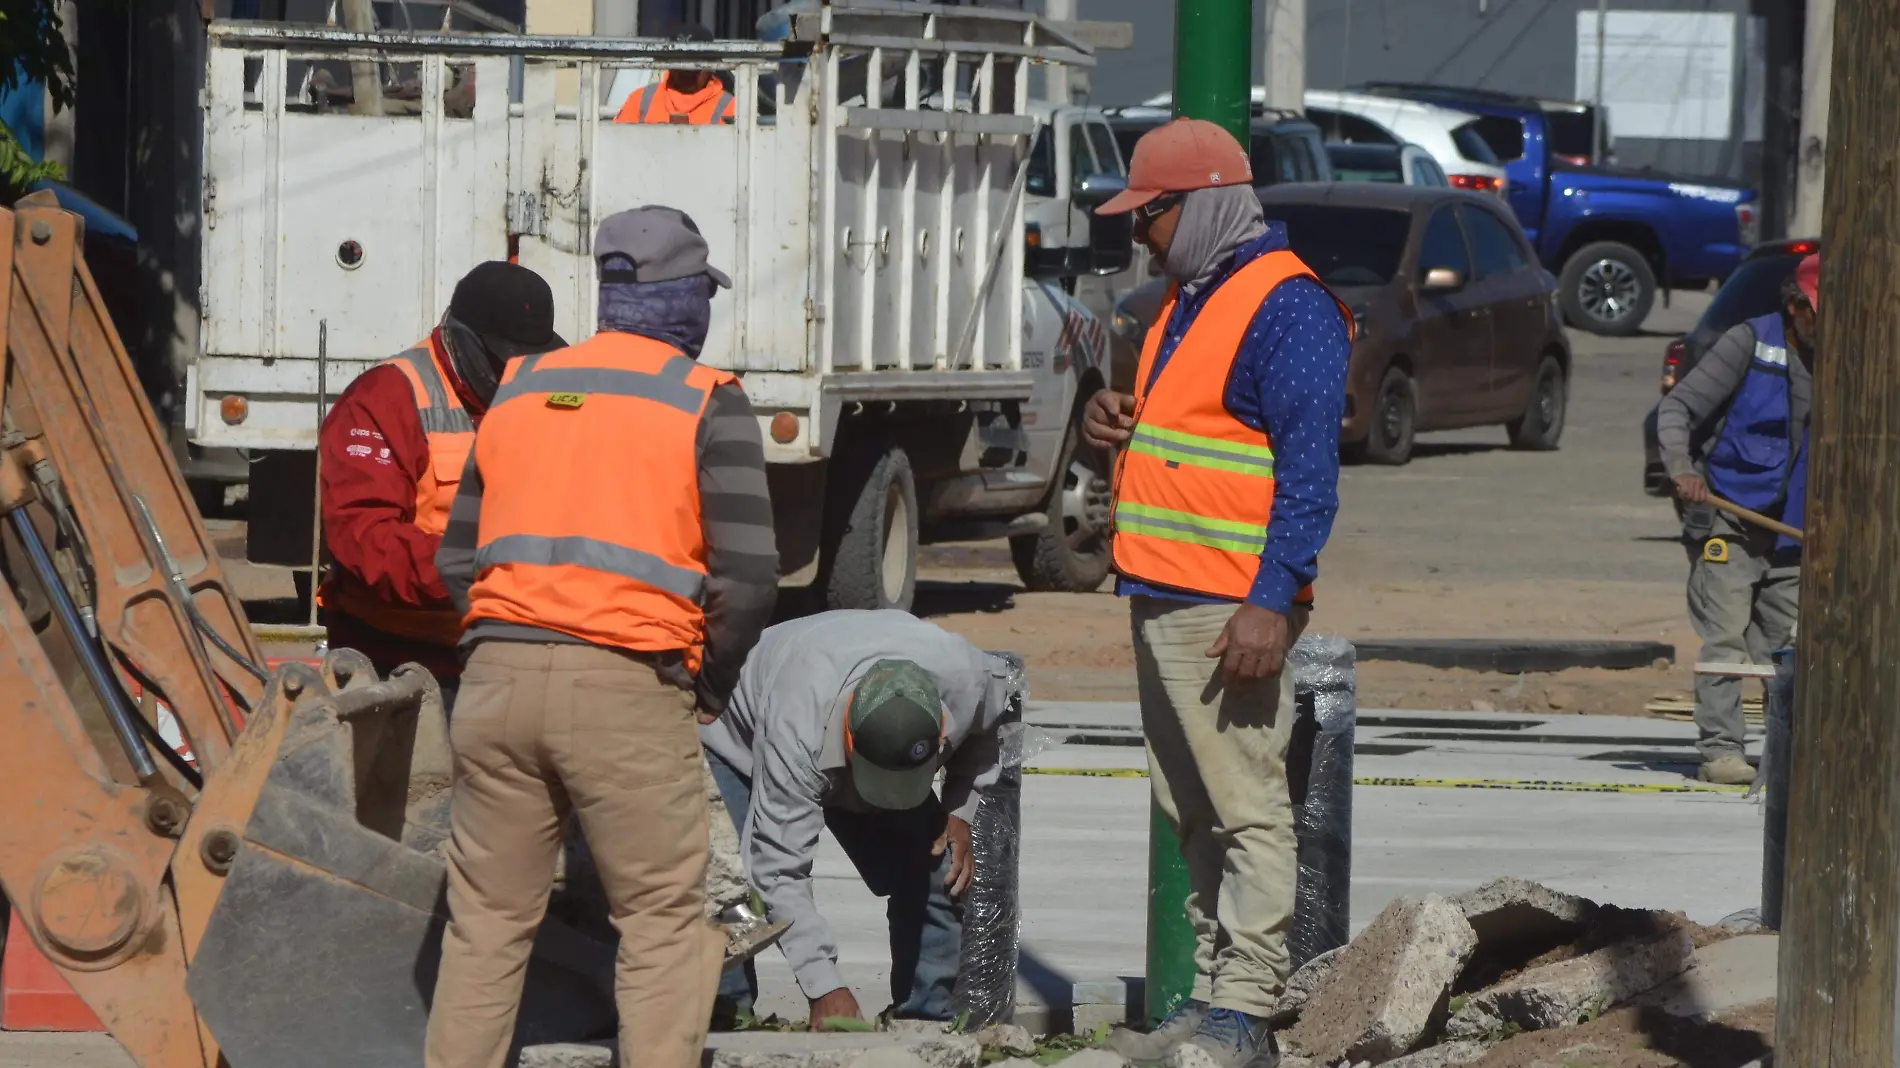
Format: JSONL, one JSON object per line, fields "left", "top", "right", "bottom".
{"left": 699, "top": 609, "right": 1012, "bottom": 999}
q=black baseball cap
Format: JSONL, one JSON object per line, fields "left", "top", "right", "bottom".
{"left": 447, "top": 261, "right": 565, "bottom": 359}
{"left": 845, "top": 660, "right": 946, "bottom": 810}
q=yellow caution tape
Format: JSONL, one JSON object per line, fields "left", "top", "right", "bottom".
{"left": 1024, "top": 767, "right": 1748, "bottom": 795}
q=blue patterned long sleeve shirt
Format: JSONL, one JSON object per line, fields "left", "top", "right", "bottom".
{"left": 1118, "top": 223, "right": 1351, "bottom": 614}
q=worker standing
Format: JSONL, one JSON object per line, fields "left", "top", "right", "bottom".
{"left": 318, "top": 262, "right": 564, "bottom": 699}
{"left": 1657, "top": 252, "right": 1817, "bottom": 786}
{"left": 699, "top": 609, "right": 1013, "bottom": 1030}
{"left": 426, "top": 206, "right": 779, "bottom": 1068}
{"left": 1083, "top": 119, "right": 1351, "bottom": 1068}
{"left": 614, "top": 25, "right": 736, "bottom": 125}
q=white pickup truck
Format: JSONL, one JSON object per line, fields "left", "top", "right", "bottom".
{"left": 195, "top": 3, "right": 1128, "bottom": 612}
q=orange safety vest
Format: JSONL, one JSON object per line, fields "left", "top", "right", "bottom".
{"left": 1111, "top": 250, "right": 1351, "bottom": 604}
{"left": 320, "top": 336, "right": 475, "bottom": 645}
{"left": 463, "top": 332, "right": 735, "bottom": 670}
{"left": 613, "top": 75, "right": 736, "bottom": 125}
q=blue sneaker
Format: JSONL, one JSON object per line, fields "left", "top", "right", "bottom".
{"left": 1104, "top": 998, "right": 1210, "bottom": 1064}
{"left": 1185, "top": 1007, "right": 1280, "bottom": 1068}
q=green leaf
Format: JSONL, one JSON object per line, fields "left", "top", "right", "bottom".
{"left": 821, "top": 1016, "right": 876, "bottom": 1033}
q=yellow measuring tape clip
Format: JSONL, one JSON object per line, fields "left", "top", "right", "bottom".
{"left": 1024, "top": 767, "right": 1747, "bottom": 795}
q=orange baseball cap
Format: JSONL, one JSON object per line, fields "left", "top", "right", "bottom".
{"left": 1096, "top": 118, "right": 1254, "bottom": 215}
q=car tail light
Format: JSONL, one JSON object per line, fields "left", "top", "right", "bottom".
{"left": 1735, "top": 202, "right": 1759, "bottom": 247}
{"left": 1449, "top": 173, "right": 1504, "bottom": 196}
{"left": 1662, "top": 338, "right": 1686, "bottom": 394}
{"left": 1785, "top": 239, "right": 1818, "bottom": 255}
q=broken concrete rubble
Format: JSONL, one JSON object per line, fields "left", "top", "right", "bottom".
{"left": 1445, "top": 923, "right": 1696, "bottom": 1040}
{"left": 1448, "top": 877, "right": 1597, "bottom": 992}
{"left": 1373, "top": 1040, "right": 1486, "bottom": 1067}
{"left": 970, "top": 1024, "right": 1037, "bottom": 1055}
{"left": 517, "top": 1032, "right": 984, "bottom": 1068}
{"left": 1283, "top": 895, "right": 1477, "bottom": 1064}
{"left": 1270, "top": 945, "right": 1345, "bottom": 1025}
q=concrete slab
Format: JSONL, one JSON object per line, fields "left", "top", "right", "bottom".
{"left": 1633, "top": 933, "right": 1779, "bottom": 1019}
{"left": 0, "top": 1033, "right": 134, "bottom": 1068}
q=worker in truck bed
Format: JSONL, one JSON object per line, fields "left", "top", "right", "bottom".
{"left": 430, "top": 206, "right": 778, "bottom": 1068}
{"left": 698, "top": 609, "right": 1013, "bottom": 1030}
{"left": 614, "top": 24, "right": 736, "bottom": 125}
{"left": 317, "top": 261, "right": 564, "bottom": 701}
{"left": 1657, "top": 252, "right": 1817, "bottom": 786}
{"left": 1084, "top": 118, "right": 1352, "bottom": 1068}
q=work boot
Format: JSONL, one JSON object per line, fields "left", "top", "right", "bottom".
{"left": 1103, "top": 998, "right": 1209, "bottom": 1064}
{"left": 1698, "top": 752, "right": 1756, "bottom": 785}
{"left": 1183, "top": 1007, "right": 1279, "bottom": 1068}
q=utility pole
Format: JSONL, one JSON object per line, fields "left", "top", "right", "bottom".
{"left": 1776, "top": 0, "right": 1900, "bottom": 1061}
{"left": 1591, "top": 0, "right": 1607, "bottom": 162}
{"left": 1044, "top": 0, "right": 1075, "bottom": 105}
{"left": 1791, "top": 0, "right": 1834, "bottom": 237}
{"left": 1261, "top": 0, "right": 1304, "bottom": 114}
{"left": 1145, "top": 0, "right": 1251, "bottom": 1025}
{"left": 338, "top": 0, "right": 384, "bottom": 116}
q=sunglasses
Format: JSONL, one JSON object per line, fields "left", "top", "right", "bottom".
{"left": 1135, "top": 192, "right": 1184, "bottom": 223}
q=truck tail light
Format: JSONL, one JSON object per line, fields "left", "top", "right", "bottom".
{"left": 1785, "top": 239, "right": 1818, "bottom": 255}
{"left": 1735, "top": 202, "right": 1759, "bottom": 248}
{"left": 1449, "top": 173, "right": 1504, "bottom": 197}
{"left": 1662, "top": 338, "right": 1686, "bottom": 394}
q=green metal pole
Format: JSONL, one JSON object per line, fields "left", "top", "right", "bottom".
{"left": 1145, "top": 0, "right": 1254, "bottom": 1026}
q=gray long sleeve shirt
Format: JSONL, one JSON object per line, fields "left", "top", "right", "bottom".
{"left": 1656, "top": 319, "right": 1812, "bottom": 481}
{"left": 699, "top": 610, "right": 1012, "bottom": 999}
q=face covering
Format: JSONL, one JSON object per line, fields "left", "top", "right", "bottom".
{"left": 439, "top": 312, "right": 506, "bottom": 407}
{"left": 1163, "top": 184, "right": 1268, "bottom": 293}
{"left": 598, "top": 275, "right": 716, "bottom": 357}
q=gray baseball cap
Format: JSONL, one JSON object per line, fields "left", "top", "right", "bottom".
{"left": 595, "top": 206, "right": 732, "bottom": 289}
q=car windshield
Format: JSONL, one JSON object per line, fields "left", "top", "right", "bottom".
{"left": 1699, "top": 255, "right": 1800, "bottom": 336}
{"left": 1026, "top": 127, "right": 1055, "bottom": 196}
{"left": 1263, "top": 204, "right": 1411, "bottom": 286}
{"left": 1326, "top": 145, "right": 1403, "bottom": 182}
{"left": 1450, "top": 121, "right": 1502, "bottom": 165}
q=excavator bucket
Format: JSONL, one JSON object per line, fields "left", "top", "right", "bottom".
{"left": 0, "top": 196, "right": 615, "bottom": 1068}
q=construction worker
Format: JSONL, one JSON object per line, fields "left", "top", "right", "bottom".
{"left": 614, "top": 25, "right": 736, "bottom": 126}
{"left": 698, "top": 609, "right": 1013, "bottom": 1029}
{"left": 1083, "top": 119, "right": 1351, "bottom": 1068}
{"left": 426, "top": 206, "right": 779, "bottom": 1068}
{"left": 1657, "top": 253, "right": 1816, "bottom": 786}
{"left": 318, "top": 262, "right": 564, "bottom": 699}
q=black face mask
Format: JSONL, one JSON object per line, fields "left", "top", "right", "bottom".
{"left": 440, "top": 313, "right": 507, "bottom": 408}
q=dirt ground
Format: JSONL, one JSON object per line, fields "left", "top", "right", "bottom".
{"left": 1467, "top": 998, "right": 1774, "bottom": 1068}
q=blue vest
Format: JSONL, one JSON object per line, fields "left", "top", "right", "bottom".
{"left": 1704, "top": 312, "right": 1807, "bottom": 554}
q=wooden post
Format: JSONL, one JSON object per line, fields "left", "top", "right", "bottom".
{"left": 1777, "top": 0, "right": 1900, "bottom": 1060}
{"left": 338, "top": 0, "right": 384, "bottom": 116}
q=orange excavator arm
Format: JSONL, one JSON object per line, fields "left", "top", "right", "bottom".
{"left": 0, "top": 196, "right": 611, "bottom": 1068}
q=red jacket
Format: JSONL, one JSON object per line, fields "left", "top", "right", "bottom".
{"left": 319, "top": 344, "right": 482, "bottom": 679}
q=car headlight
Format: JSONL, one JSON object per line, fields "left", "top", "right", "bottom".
{"left": 1112, "top": 309, "right": 1140, "bottom": 340}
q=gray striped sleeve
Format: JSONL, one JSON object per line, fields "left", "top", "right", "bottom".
{"left": 436, "top": 451, "right": 484, "bottom": 617}
{"left": 696, "top": 381, "right": 778, "bottom": 713}
{"left": 1657, "top": 322, "right": 1753, "bottom": 480}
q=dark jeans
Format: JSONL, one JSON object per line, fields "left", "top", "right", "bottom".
{"left": 704, "top": 749, "right": 963, "bottom": 1020}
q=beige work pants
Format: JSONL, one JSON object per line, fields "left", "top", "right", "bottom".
{"left": 425, "top": 642, "right": 722, "bottom": 1068}
{"left": 1132, "top": 598, "right": 1299, "bottom": 1017}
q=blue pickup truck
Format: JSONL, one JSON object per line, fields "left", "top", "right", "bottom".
{"left": 1358, "top": 83, "right": 1759, "bottom": 337}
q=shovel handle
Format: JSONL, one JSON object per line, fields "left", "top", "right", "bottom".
{"left": 1708, "top": 495, "right": 1805, "bottom": 543}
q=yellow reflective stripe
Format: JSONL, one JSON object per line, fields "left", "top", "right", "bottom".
{"left": 1116, "top": 502, "right": 1266, "bottom": 554}
{"left": 1130, "top": 424, "right": 1275, "bottom": 476}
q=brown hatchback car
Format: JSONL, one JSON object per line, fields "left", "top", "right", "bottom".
{"left": 1108, "top": 182, "right": 1571, "bottom": 465}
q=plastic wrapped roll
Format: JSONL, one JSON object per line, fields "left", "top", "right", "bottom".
{"left": 951, "top": 652, "right": 1028, "bottom": 1027}
{"left": 1760, "top": 648, "right": 1794, "bottom": 930}
{"left": 1288, "top": 635, "right": 1356, "bottom": 970}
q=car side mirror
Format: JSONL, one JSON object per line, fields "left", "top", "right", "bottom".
{"left": 1421, "top": 266, "right": 1465, "bottom": 293}
{"left": 1073, "top": 173, "right": 1128, "bottom": 207}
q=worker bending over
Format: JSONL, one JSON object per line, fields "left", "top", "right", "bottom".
{"left": 700, "top": 609, "right": 1014, "bottom": 1029}
{"left": 1085, "top": 119, "right": 1351, "bottom": 1068}
{"left": 426, "top": 206, "right": 778, "bottom": 1068}
{"left": 614, "top": 25, "right": 736, "bottom": 125}
{"left": 318, "top": 262, "right": 564, "bottom": 699}
{"left": 1657, "top": 252, "right": 1816, "bottom": 786}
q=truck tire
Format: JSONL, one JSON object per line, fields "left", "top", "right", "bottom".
{"left": 1559, "top": 241, "right": 1656, "bottom": 336}
{"left": 1010, "top": 424, "right": 1112, "bottom": 592}
{"left": 823, "top": 447, "right": 918, "bottom": 612}
{"left": 1356, "top": 367, "right": 1416, "bottom": 466}
{"left": 1507, "top": 355, "right": 1567, "bottom": 450}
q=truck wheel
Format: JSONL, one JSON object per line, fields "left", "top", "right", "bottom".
{"left": 1507, "top": 355, "right": 1567, "bottom": 450}
{"left": 824, "top": 447, "right": 918, "bottom": 613}
{"left": 1011, "top": 425, "right": 1112, "bottom": 592}
{"left": 1559, "top": 241, "right": 1656, "bottom": 336}
{"left": 1359, "top": 367, "right": 1416, "bottom": 465}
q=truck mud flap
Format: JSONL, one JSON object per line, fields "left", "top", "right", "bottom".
{"left": 185, "top": 655, "right": 615, "bottom": 1068}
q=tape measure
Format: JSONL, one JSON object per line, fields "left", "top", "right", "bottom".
{"left": 1703, "top": 537, "right": 1730, "bottom": 563}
